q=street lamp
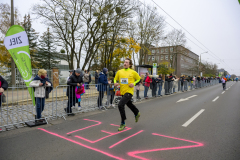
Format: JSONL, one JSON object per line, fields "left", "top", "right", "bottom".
{"left": 199, "top": 51, "right": 208, "bottom": 76}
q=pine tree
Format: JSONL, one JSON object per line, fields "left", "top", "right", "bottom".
{"left": 36, "top": 27, "right": 60, "bottom": 69}
{"left": 21, "top": 14, "right": 39, "bottom": 68}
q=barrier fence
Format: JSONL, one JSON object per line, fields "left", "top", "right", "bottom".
{"left": 0, "top": 79, "right": 220, "bottom": 131}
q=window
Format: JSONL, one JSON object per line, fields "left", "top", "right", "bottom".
{"left": 152, "top": 50, "right": 155, "bottom": 54}
{"left": 157, "top": 50, "right": 159, "bottom": 53}
{"left": 161, "top": 49, "right": 164, "bottom": 53}
{"left": 152, "top": 56, "right": 155, "bottom": 61}
{"left": 148, "top": 56, "right": 151, "bottom": 61}
{"left": 170, "top": 47, "right": 173, "bottom": 52}
{"left": 161, "top": 55, "right": 164, "bottom": 60}
{"left": 165, "top": 48, "right": 168, "bottom": 52}
{"left": 181, "top": 56, "right": 184, "bottom": 61}
{"left": 156, "top": 56, "right": 159, "bottom": 61}
{"left": 165, "top": 55, "right": 168, "bottom": 60}
{"left": 170, "top": 55, "right": 173, "bottom": 60}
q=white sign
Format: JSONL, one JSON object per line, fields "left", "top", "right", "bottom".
{"left": 153, "top": 63, "right": 157, "bottom": 76}
{"left": 4, "top": 31, "right": 29, "bottom": 50}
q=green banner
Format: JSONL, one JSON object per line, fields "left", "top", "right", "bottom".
{"left": 4, "top": 25, "right": 35, "bottom": 105}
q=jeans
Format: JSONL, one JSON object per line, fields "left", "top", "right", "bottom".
{"left": 158, "top": 84, "right": 162, "bottom": 96}
{"left": 85, "top": 82, "right": 89, "bottom": 89}
{"left": 118, "top": 93, "right": 139, "bottom": 123}
{"left": 136, "top": 90, "right": 140, "bottom": 99}
{"left": 36, "top": 97, "right": 45, "bottom": 119}
{"left": 67, "top": 96, "right": 77, "bottom": 113}
{"left": 144, "top": 86, "right": 149, "bottom": 97}
{"left": 173, "top": 87, "right": 175, "bottom": 93}
{"left": 97, "top": 91, "right": 105, "bottom": 108}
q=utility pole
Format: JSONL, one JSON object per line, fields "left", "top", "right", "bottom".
{"left": 11, "top": 0, "right": 16, "bottom": 87}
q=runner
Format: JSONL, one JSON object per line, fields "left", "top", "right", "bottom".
{"left": 114, "top": 58, "right": 141, "bottom": 131}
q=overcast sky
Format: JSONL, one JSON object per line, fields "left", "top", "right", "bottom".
{"left": 2, "top": 0, "right": 240, "bottom": 75}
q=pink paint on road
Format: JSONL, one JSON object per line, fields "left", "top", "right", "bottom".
{"left": 109, "top": 130, "right": 144, "bottom": 149}
{"left": 128, "top": 133, "right": 204, "bottom": 160}
{"left": 75, "top": 125, "right": 131, "bottom": 143}
{"left": 66, "top": 119, "right": 102, "bottom": 135}
{"left": 38, "top": 128, "right": 125, "bottom": 160}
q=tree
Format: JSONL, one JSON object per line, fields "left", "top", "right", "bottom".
{"left": 136, "top": 4, "right": 165, "bottom": 65}
{"left": 158, "top": 61, "right": 175, "bottom": 77}
{"left": 21, "top": 14, "right": 39, "bottom": 68}
{"left": 0, "top": 41, "right": 11, "bottom": 68}
{"left": 201, "top": 61, "right": 218, "bottom": 77}
{"left": 35, "top": 28, "right": 61, "bottom": 69}
{"left": 0, "top": 3, "right": 21, "bottom": 39}
{"left": 32, "top": 0, "right": 86, "bottom": 70}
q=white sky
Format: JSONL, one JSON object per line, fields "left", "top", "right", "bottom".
{"left": 2, "top": 0, "right": 240, "bottom": 75}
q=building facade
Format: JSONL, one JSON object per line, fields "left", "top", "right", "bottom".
{"left": 144, "top": 45, "right": 199, "bottom": 77}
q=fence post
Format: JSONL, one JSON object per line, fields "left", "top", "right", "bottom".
{"left": 52, "top": 68, "right": 59, "bottom": 88}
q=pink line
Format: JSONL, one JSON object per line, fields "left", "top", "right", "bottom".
{"left": 75, "top": 126, "right": 131, "bottom": 143}
{"left": 128, "top": 133, "right": 204, "bottom": 160}
{"left": 101, "top": 130, "right": 115, "bottom": 135}
{"left": 109, "top": 130, "right": 144, "bottom": 148}
{"left": 67, "top": 119, "right": 101, "bottom": 134}
{"left": 38, "top": 128, "right": 125, "bottom": 160}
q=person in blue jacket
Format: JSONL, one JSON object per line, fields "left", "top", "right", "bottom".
{"left": 97, "top": 68, "right": 110, "bottom": 109}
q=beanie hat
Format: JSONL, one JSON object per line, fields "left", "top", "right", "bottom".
{"left": 75, "top": 68, "right": 82, "bottom": 74}
{"left": 103, "top": 68, "right": 108, "bottom": 74}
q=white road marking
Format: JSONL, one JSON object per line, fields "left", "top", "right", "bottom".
{"left": 212, "top": 96, "right": 219, "bottom": 102}
{"left": 177, "top": 95, "right": 198, "bottom": 103}
{"left": 221, "top": 91, "right": 225, "bottom": 94}
{"left": 182, "top": 109, "right": 205, "bottom": 127}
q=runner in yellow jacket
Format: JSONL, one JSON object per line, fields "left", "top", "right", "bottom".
{"left": 114, "top": 58, "right": 141, "bottom": 131}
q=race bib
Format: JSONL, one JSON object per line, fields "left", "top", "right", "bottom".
{"left": 121, "top": 78, "right": 128, "bottom": 84}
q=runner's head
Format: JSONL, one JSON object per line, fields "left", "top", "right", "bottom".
{"left": 124, "top": 58, "right": 133, "bottom": 69}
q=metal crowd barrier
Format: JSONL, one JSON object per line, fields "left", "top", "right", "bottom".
{"left": 0, "top": 79, "right": 220, "bottom": 131}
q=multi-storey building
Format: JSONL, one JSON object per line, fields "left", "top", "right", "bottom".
{"left": 145, "top": 45, "right": 199, "bottom": 77}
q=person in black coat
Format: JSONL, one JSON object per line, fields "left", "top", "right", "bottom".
{"left": 95, "top": 70, "right": 99, "bottom": 88}
{"left": 0, "top": 75, "right": 8, "bottom": 107}
{"left": 66, "top": 69, "right": 83, "bottom": 115}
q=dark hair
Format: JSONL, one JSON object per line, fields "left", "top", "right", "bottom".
{"left": 125, "top": 58, "right": 133, "bottom": 69}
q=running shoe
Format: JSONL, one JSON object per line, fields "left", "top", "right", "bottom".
{"left": 118, "top": 123, "right": 126, "bottom": 131}
{"left": 135, "top": 112, "right": 140, "bottom": 122}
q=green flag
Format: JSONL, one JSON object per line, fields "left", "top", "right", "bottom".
{"left": 4, "top": 25, "right": 35, "bottom": 105}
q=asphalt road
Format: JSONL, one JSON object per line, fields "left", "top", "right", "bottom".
{"left": 0, "top": 81, "right": 240, "bottom": 160}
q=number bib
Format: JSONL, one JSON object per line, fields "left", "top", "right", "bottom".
{"left": 121, "top": 78, "right": 128, "bottom": 84}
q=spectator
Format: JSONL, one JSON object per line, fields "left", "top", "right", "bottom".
{"left": 75, "top": 84, "right": 85, "bottom": 111}
{"left": 67, "top": 70, "right": 74, "bottom": 81}
{"left": 66, "top": 68, "right": 83, "bottom": 116}
{"left": 0, "top": 75, "right": 8, "bottom": 108}
{"left": 144, "top": 72, "right": 150, "bottom": 99}
{"left": 105, "top": 71, "right": 115, "bottom": 108}
{"left": 135, "top": 75, "right": 144, "bottom": 100}
{"left": 173, "top": 75, "right": 179, "bottom": 93}
{"left": 157, "top": 74, "right": 163, "bottom": 96}
{"left": 95, "top": 70, "right": 99, "bottom": 88}
{"left": 29, "top": 69, "right": 52, "bottom": 122}
{"left": 144, "top": 73, "right": 152, "bottom": 99}
{"left": 180, "top": 75, "right": 185, "bottom": 92}
{"left": 97, "top": 68, "right": 110, "bottom": 109}
{"left": 88, "top": 70, "right": 92, "bottom": 89}
{"left": 152, "top": 75, "right": 158, "bottom": 97}
{"left": 83, "top": 70, "right": 90, "bottom": 89}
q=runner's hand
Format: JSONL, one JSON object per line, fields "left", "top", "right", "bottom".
{"left": 129, "top": 83, "right": 134, "bottom": 88}
{"left": 39, "top": 83, "right": 43, "bottom": 86}
{"left": 114, "top": 83, "right": 119, "bottom": 87}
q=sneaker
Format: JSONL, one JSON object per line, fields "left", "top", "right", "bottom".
{"left": 68, "top": 113, "right": 75, "bottom": 116}
{"left": 135, "top": 112, "right": 140, "bottom": 122}
{"left": 78, "top": 106, "right": 82, "bottom": 111}
{"left": 118, "top": 123, "right": 126, "bottom": 131}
